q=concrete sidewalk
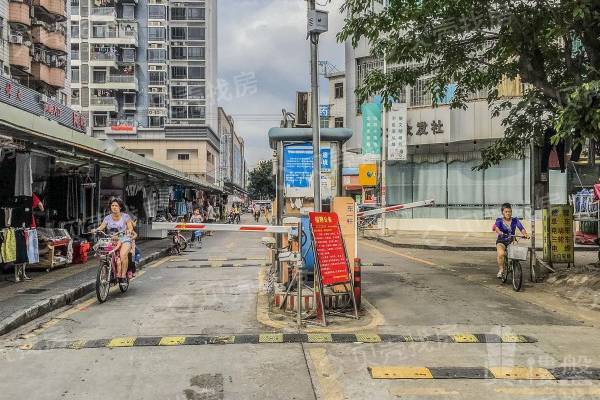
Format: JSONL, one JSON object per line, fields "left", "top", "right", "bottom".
{"left": 364, "top": 230, "right": 599, "bottom": 252}
{"left": 0, "top": 238, "right": 172, "bottom": 336}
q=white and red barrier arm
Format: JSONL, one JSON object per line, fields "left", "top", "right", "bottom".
{"left": 151, "top": 222, "right": 291, "bottom": 234}
{"left": 357, "top": 199, "right": 435, "bottom": 218}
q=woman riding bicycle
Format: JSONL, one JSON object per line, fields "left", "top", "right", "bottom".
{"left": 93, "top": 197, "right": 137, "bottom": 283}
{"left": 493, "top": 203, "right": 529, "bottom": 279}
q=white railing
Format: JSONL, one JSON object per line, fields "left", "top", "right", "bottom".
{"left": 108, "top": 75, "right": 136, "bottom": 84}
{"left": 90, "top": 96, "right": 117, "bottom": 106}
{"left": 90, "top": 7, "right": 116, "bottom": 17}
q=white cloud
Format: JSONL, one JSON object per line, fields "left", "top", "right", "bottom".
{"left": 218, "top": 0, "right": 346, "bottom": 168}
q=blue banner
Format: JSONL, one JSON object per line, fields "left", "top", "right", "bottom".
{"left": 284, "top": 144, "right": 331, "bottom": 189}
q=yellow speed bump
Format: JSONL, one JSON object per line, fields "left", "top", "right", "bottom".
{"left": 355, "top": 333, "right": 381, "bottom": 343}
{"left": 107, "top": 337, "right": 136, "bottom": 348}
{"left": 159, "top": 336, "right": 186, "bottom": 346}
{"left": 259, "top": 333, "right": 284, "bottom": 343}
{"left": 489, "top": 367, "right": 555, "bottom": 380}
{"left": 69, "top": 340, "right": 86, "bottom": 350}
{"left": 369, "top": 366, "right": 433, "bottom": 379}
{"left": 501, "top": 335, "right": 530, "bottom": 343}
{"left": 452, "top": 334, "right": 479, "bottom": 343}
{"left": 308, "top": 333, "right": 332, "bottom": 343}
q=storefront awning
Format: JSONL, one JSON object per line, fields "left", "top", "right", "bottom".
{"left": 0, "top": 100, "right": 221, "bottom": 192}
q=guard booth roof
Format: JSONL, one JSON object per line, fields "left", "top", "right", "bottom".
{"left": 267, "top": 128, "right": 353, "bottom": 149}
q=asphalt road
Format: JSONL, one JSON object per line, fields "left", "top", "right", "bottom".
{"left": 1, "top": 219, "right": 600, "bottom": 399}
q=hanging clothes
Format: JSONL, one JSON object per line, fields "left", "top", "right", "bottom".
{"left": 14, "top": 229, "right": 29, "bottom": 264}
{"left": 1, "top": 228, "right": 16, "bottom": 263}
{"left": 15, "top": 152, "right": 33, "bottom": 197}
{"left": 0, "top": 155, "right": 16, "bottom": 206}
{"left": 11, "top": 196, "right": 32, "bottom": 228}
{"left": 27, "top": 229, "right": 39, "bottom": 264}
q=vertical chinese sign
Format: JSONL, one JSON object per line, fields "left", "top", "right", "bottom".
{"left": 387, "top": 103, "right": 408, "bottom": 161}
{"left": 361, "top": 102, "right": 382, "bottom": 155}
{"left": 309, "top": 212, "right": 350, "bottom": 286}
{"left": 543, "top": 205, "right": 574, "bottom": 263}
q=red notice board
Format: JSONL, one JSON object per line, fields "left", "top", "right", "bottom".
{"left": 309, "top": 212, "right": 350, "bottom": 286}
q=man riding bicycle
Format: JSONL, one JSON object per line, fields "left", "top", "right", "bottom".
{"left": 493, "top": 203, "right": 529, "bottom": 279}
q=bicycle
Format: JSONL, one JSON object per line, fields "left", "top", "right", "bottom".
{"left": 501, "top": 235, "right": 529, "bottom": 292}
{"left": 168, "top": 216, "right": 188, "bottom": 255}
{"left": 92, "top": 231, "right": 130, "bottom": 303}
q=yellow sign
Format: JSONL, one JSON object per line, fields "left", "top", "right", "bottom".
{"left": 359, "top": 164, "right": 378, "bottom": 186}
{"left": 543, "top": 205, "right": 574, "bottom": 263}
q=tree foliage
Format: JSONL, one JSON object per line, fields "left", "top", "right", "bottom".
{"left": 247, "top": 160, "right": 275, "bottom": 200}
{"left": 338, "top": 0, "right": 600, "bottom": 169}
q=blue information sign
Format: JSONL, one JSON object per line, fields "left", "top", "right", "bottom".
{"left": 284, "top": 144, "right": 331, "bottom": 189}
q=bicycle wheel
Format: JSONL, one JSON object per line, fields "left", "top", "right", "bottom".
{"left": 529, "top": 257, "right": 537, "bottom": 283}
{"left": 511, "top": 260, "right": 523, "bottom": 292}
{"left": 119, "top": 276, "right": 129, "bottom": 293}
{"left": 501, "top": 256, "right": 509, "bottom": 283}
{"left": 96, "top": 261, "right": 111, "bottom": 303}
{"left": 179, "top": 236, "right": 188, "bottom": 251}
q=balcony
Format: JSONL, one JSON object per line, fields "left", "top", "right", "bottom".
{"left": 89, "top": 7, "right": 116, "bottom": 20}
{"left": 9, "top": 2, "right": 31, "bottom": 26}
{"left": 33, "top": 0, "right": 67, "bottom": 20}
{"left": 89, "top": 51, "right": 118, "bottom": 67}
{"left": 90, "top": 24, "right": 138, "bottom": 45}
{"left": 90, "top": 96, "right": 118, "bottom": 112}
{"left": 9, "top": 43, "right": 31, "bottom": 70}
{"left": 90, "top": 74, "right": 137, "bottom": 90}
{"left": 123, "top": 99, "right": 136, "bottom": 110}
{"left": 32, "top": 26, "right": 66, "bottom": 53}
{"left": 48, "top": 66, "right": 65, "bottom": 87}
{"left": 105, "top": 118, "right": 137, "bottom": 134}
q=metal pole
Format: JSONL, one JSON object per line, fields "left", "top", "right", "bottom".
{"left": 380, "top": 55, "right": 387, "bottom": 234}
{"left": 530, "top": 140, "right": 536, "bottom": 280}
{"left": 309, "top": 0, "right": 321, "bottom": 211}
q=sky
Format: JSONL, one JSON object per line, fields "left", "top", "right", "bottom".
{"left": 218, "top": 0, "right": 347, "bottom": 169}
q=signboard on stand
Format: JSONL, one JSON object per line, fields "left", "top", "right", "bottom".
{"left": 283, "top": 143, "right": 331, "bottom": 197}
{"left": 543, "top": 205, "right": 574, "bottom": 264}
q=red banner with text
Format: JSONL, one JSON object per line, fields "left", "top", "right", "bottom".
{"left": 309, "top": 212, "right": 350, "bottom": 286}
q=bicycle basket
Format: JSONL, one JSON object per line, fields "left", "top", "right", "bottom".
{"left": 508, "top": 245, "right": 528, "bottom": 261}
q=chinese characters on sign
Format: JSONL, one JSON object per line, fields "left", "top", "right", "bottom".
{"left": 543, "top": 205, "right": 574, "bottom": 263}
{"left": 283, "top": 144, "right": 332, "bottom": 196}
{"left": 407, "top": 120, "right": 445, "bottom": 136}
{"left": 309, "top": 212, "right": 350, "bottom": 286}
{"left": 361, "top": 103, "right": 382, "bottom": 154}
{"left": 387, "top": 103, "right": 407, "bottom": 161}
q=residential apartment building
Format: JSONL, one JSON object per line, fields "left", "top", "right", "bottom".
{"left": 324, "top": 71, "right": 345, "bottom": 129}
{"left": 70, "top": 0, "right": 218, "bottom": 184}
{"left": 5, "top": 0, "right": 69, "bottom": 103}
{"left": 218, "top": 107, "right": 246, "bottom": 197}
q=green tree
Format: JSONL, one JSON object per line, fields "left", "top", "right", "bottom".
{"left": 247, "top": 160, "right": 275, "bottom": 200}
{"left": 338, "top": 0, "right": 600, "bottom": 168}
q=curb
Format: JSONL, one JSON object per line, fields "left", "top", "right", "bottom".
{"left": 364, "top": 236, "right": 598, "bottom": 252}
{"left": 0, "top": 248, "right": 170, "bottom": 336}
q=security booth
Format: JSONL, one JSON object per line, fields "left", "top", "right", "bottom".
{"left": 268, "top": 128, "right": 360, "bottom": 319}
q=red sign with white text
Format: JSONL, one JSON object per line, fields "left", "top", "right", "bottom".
{"left": 309, "top": 212, "right": 350, "bottom": 286}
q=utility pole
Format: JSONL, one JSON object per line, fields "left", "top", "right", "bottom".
{"left": 380, "top": 56, "right": 387, "bottom": 235}
{"left": 307, "top": 0, "right": 327, "bottom": 212}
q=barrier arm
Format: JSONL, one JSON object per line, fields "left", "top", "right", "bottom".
{"left": 151, "top": 222, "right": 292, "bottom": 234}
{"left": 356, "top": 199, "right": 435, "bottom": 218}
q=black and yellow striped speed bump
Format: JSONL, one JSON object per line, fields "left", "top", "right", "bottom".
{"left": 360, "top": 262, "right": 386, "bottom": 267}
{"left": 368, "top": 366, "right": 600, "bottom": 381}
{"left": 21, "top": 332, "right": 536, "bottom": 351}
{"left": 168, "top": 263, "right": 268, "bottom": 269}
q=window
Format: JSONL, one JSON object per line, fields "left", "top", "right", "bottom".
{"left": 188, "top": 86, "right": 205, "bottom": 99}
{"left": 171, "top": 47, "right": 186, "bottom": 59}
{"left": 188, "top": 106, "right": 205, "bottom": 118}
{"left": 170, "top": 27, "right": 186, "bottom": 40}
{"left": 122, "top": 5, "right": 135, "bottom": 19}
{"left": 122, "top": 48, "right": 135, "bottom": 63}
{"left": 171, "top": 66, "right": 186, "bottom": 79}
{"left": 320, "top": 117, "right": 329, "bottom": 128}
{"left": 148, "top": 27, "right": 165, "bottom": 41}
{"left": 334, "top": 117, "right": 344, "bottom": 128}
{"left": 149, "top": 5, "right": 166, "bottom": 19}
{"left": 187, "top": 47, "right": 204, "bottom": 60}
{"left": 178, "top": 153, "right": 190, "bottom": 161}
{"left": 149, "top": 116, "right": 164, "bottom": 127}
{"left": 93, "top": 69, "right": 106, "bottom": 83}
{"left": 188, "top": 66, "right": 205, "bottom": 79}
{"left": 171, "top": 106, "right": 187, "bottom": 118}
{"left": 148, "top": 48, "right": 166, "bottom": 62}
{"left": 71, "top": 22, "right": 79, "bottom": 39}
{"left": 93, "top": 114, "right": 108, "bottom": 127}
{"left": 171, "top": 86, "right": 187, "bottom": 99}
{"left": 334, "top": 82, "right": 343, "bottom": 98}
{"left": 188, "top": 27, "right": 205, "bottom": 40}
{"left": 187, "top": 8, "right": 205, "bottom": 20}
{"left": 149, "top": 94, "right": 165, "bottom": 107}
{"left": 171, "top": 8, "right": 186, "bottom": 20}
{"left": 71, "top": 67, "right": 79, "bottom": 83}
{"left": 149, "top": 71, "right": 166, "bottom": 85}
{"left": 207, "top": 151, "right": 214, "bottom": 164}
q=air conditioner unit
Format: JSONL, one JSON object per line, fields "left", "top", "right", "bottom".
{"left": 39, "top": 94, "right": 48, "bottom": 102}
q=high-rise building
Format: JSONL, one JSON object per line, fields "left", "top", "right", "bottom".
{"left": 70, "top": 0, "right": 218, "bottom": 183}
{"left": 5, "top": 0, "right": 69, "bottom": 103}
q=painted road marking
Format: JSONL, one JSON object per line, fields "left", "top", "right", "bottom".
{"left": 22, "top": 332, "right": 537, "bottom": 351}
{"left": 308, "top": 347, "right": 346, "bottom": 400}
{"left": 368, "top": 366, "right": 600, "bottom": 380}
{"left": 361, "top": 242, "right": 437, "bottom": 266}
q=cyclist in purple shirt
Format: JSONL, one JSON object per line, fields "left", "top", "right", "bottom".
{"left": 493, "top": 203, "right": 529, "bottom": 279}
